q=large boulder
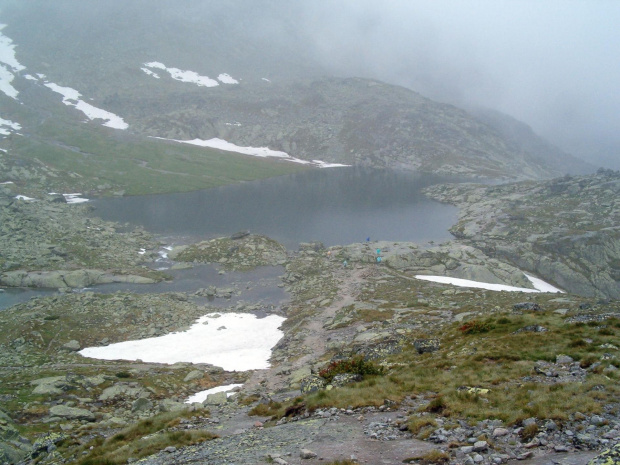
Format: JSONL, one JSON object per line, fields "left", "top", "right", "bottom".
{"left": 48, "top": 405, "right": 95, "bottom": 422}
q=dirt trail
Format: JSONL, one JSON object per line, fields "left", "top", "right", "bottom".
{"left": 245, "top": 265, "right": 374, "bottom": 394}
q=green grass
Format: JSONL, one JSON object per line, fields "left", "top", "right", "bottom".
{"left": 77, "top": 411, "right": 217, "bottom": 465}
{"left": 285, "top": 309, "right": 619, "bottom": 425}
{"left": 8, "top": 118, "right": 306, "bottom": 196}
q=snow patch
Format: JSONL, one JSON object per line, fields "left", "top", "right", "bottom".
{"left": 0, "top": 64, "right": 18, "bottom": 99}
{"left": 23, "top": 74, "right": 37, "bottom": 81}
{"left": 415, "top": 273, "right": 564, "bottom": 293}
{"left": 79, "top": 312, "right": 285, "bottom": 371}
{"left": 141, "top": 67, "right": 160, "bottom": 79}
{"left": 154, "top": 136, "right": 351, "bottom": 168}
{"left": 524, "top": 274, "right": 564, "bottom": 293}
{"left": 143, "top": 62, "right": 218, "bottom": 87}
{"left": 15, "top": 195, "right": 35, "bottom": 201}
{"left": 312, "top": 159, "right": 351, "bottom": 168}
{"left": 0, "top": 116, "right": 21, "bottom": 136}
{"left": 0, "top": 25, "right": 25, "bottom": 72}
{"left": 44, "top": 82, "right": 128, "bottom": 130}
{"left": 186, "top": 384, "right": 243, "bottom": 404}
{"left": 0, "top": 181, "right": 14, "bottom": 184}
{"left": 63, "top": 193, "right": 89, "bottom": 204}
{"left": 262, "top": 78, "right": 271, "bottom": 82}
{"left": 217, "top": 73, "right": 239, "bottom": 84}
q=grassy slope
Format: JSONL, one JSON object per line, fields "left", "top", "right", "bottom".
{"left": 6, "top": 119, "right": 306, "bottom": 196}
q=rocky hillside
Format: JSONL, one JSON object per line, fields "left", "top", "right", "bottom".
{"left": 426, "top": 169, "right": 620, "bottom": 299}
{"left": 113, "top": 77, "right": 589, "bottom": 180}
{"left": 1, "top": 3, "right": 592, "bottom": 181}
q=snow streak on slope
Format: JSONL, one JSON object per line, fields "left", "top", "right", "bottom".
{"left": 44, "top": 82, "right": 128, "bottom": 130}
{"left": 0, "top": 24, "right": 25, "bottom": 99}
{"left": 143, "top": 62, "right": 219, "bottom": 87}
{"left": 154, "top": 137, "right": 350, "bottom": 168}
{"left": 143, "top": 62, "right": 240, "bottom": 87}
{"left": 415, "top": 274, "right": 563, "bottom": 293}
{"left": 0, "top": 116, "right": 20, "bottom": 136}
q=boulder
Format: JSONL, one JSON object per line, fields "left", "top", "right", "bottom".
{"left": 48, "top": 405, "right": 95, "bottom": 422}
{"left": 183, "top": 370, "right": 205, "bottom": 382}
{"left": 61, "top": 340, "right": 81, "bottom": 351}
{"left": 414, "top": 338, "right": 440, "bottom": 354}
{"left": 300, "top": 375, "right": 326, "bottom": 394}
{"left": 203, "top": 391, "right": 228, "bottom": 406}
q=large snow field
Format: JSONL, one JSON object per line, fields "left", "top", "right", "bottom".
{"left": 79, "top": 312, "right": 286, "bottom": 371}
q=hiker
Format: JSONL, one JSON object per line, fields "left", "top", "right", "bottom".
{"left": 327, "top": 250, "right": 331, "bottom": 260}
{"left": 343, "top": 260, "right": 348, "bottom": 268}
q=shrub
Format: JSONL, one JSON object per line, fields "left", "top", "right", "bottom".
{"left": 520, "top": 423, "right": 539, "bottom": 442}
{"left": 248, "top": 401, "right": 281, "bottom": 417}
{"left": 318, "top": 356, "right": 384, "bottom": 383}
{"left": 115, "top": 371, "right": 131, "bottom": 378}
{"left": 459, "top": 320, "right": 492, "bottom": 335}
{"left": 404, "top": 449, "right": 450, "bottom": 464}
{"left": 425, "top": 396, "right": 447, "bottom": 414}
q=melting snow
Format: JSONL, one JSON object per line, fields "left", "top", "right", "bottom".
{"left": 140, "top": 67, "right": 160, "bottom": 79}
{"left": 0, "top": 24, "right": 25, "bottom": 99}
{"left": 79, "top": 312, "right": 285, "bottom": 371}
{"left": 44, "top": 82, "right": 128, "bottom": 130}
{"left": 415, "top": 274, "right": 563, "bottom": 293}
{"left": 186, "top": 384, "right": 243, "bottom": 404}
{"left": 154, "top": 136, "right": 351, "bottom": 168}
{"left": 0, "top": 64, "right": 18, "bottom": 99}
{"left": 0, "top": 25, "right": 25, "bottom": 72}
{"left": 143, "top": 62, "right": 219, "bottom": 87}
{"left": 217, "top": 73, "right": 239, "bottom": 84}
{"left": 524, "top": 274, "right": 564, "bottom": 293}
{"left": 63, "top": 193, "right": 89, "bottom": 204}
{"left": 0, "top": 116, "right": 21, "bottom": 136}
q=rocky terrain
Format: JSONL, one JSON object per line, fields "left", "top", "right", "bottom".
{"left": 0, "top": 186, "right": 165, "bottom": 287}
{"left": 0, "top": 171, "right": 618, "bottom": 465}
{"left": 426, "top": 169, "right": 620, "bottom": 299}
{"left": 121, "top": 77, "right": 591, "bottom": 180}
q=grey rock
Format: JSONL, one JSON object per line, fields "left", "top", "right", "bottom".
{"left": 473, "top": 440, "right": 488, "bottom": 452}
{"left": 131, "top": 398, "right": 153, "bottom": 413}
{"left": 48, "top": 405, "right": 95, "bottom": 422}
{"left": 61, "top": 340, "right": 81, "bottom": 351}
{"left": 300, "top": 448, "right": 317, "bottom": 459}
{"left": 203, "top": 391, "right": 228, "bottom": 406}
{"left": 183, "top": 370, "right": 205, "bottom": 382}
{"left": 493, "top": 427, "right": 510, "bottom": 437}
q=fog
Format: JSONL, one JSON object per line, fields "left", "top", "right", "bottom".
{"left": 2, "top": 0, "right": 619, "bottom": 168}
{"left": 295, "top": 0, "right": 620, "bottom": 169}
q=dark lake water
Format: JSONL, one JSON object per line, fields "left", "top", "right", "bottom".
{"left": 91, "top": 168, "right": 460, "bottom": 249}
{"left": 1, "top": 168, "right": 462, "bottom": 310}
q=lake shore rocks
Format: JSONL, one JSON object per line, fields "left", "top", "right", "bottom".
{"left": 425, "top": 169, "right": 620, "bottom": 299}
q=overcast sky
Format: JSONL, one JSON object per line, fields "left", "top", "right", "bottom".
{"left": 297, "top": 0, "right": 620, "bottom": 168}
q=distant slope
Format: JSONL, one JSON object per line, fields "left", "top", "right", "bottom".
{"left": 467, "top": 106, "right": 593, "bottom": 176}
{"left": 0, "top": 1, "right": 593, "bottom": 181}
{"left": 123, "top": 77, "right": 592, "bottom": 180}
